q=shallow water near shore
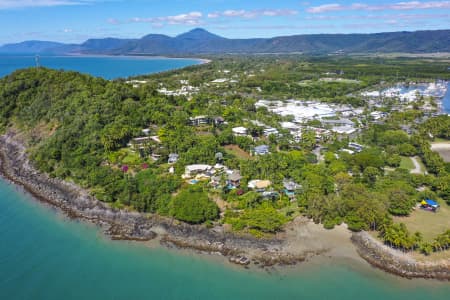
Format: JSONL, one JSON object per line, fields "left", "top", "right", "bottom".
{"left": 0, "top": 178, "right": 449, "bottom": 300}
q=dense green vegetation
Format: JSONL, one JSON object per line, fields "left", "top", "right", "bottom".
{"left": 0, "top": 55, "right": 449, "bottom": 252}
{"left": 170, "top": 185, "right": 219, "bottom": 224}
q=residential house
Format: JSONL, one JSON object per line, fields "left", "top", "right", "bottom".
{"left": 142, "top": 128, "right": 151, "bottom": 135}
{"left": 370, "top": 111, "right": 387, "bottom": 121}
{"left": 283, "top": 180, "right": 302, "bottom": 199}
{"left": 232, "top": 126, "right": 248, "bottom": 137}
{"left": 280, "top": 122, "right": 300, "bottom": 132}
{"left": 214, "top": 117, "right": 225, "bottom": 126}
{"left": 253, "top": 145, "right": 270, "bottom": 156}
{"left": 183, "top": 164, "right": 213, "bottom": 179}
{"left": 331, "top": 126, "right": 357, "bottom": 135}
{"left": 210, "top": 175, "right": 222, "bottom": 189}
{"left": 248, "top": 180, "right": 272, "bottom": 192}
{"left": 168, "top": 153, "right": 179, "bottom": 164}
{"left": 128, "top": 137, "right": 152, "bottom": 151}
{"left": 189, "top": 116, "right": 210, "bottom": 126}
{"left": 261, "top": 191, "right": 280, "bottom": 200}
{"left": 340, "top": 149, "right": 355, "bottom": 155}
{"left": 348, "top": 142, "right": 364, "bottom": 153}
{"left": 227, "top": 170, "right": 242, "bottom": 189}
{"left": 263, "top": 127, "right": 279, "bottom": 137}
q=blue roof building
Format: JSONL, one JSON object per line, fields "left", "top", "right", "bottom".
{"left": 253, "top": 145, "right": 270, "bottom": 156}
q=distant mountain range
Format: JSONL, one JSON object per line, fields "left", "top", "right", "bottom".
{"left": 1, "top": 28, "right": 449, "bottom": 55}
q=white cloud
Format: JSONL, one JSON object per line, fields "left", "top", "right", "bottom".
{"left": 107, "top": 18, "right": 120, "bottom": 25}
{"left": 112, "top": 8, "right": 298, "bottom": 27}
{"left": 390, "top": 1, "right": 450, "bottom": 9}
{"left": 307, "top": 1, "right": 450, "bottom": 13}
{"left": 213, "top": 9, "right": 298, "bottom": 19}
{"left": 307, "top": 12, "right": 450, "bottom": 21}
{"left": 0, "top": 0, "right": 92, "bottom": 9}
{"left": 207, "top": 12, "right": 220, "bottom": 19}
{"left": 306, "top": 4, "right": 344, "bottom": 13}
{"left": 125, "top": 11, "right": 204, "bottom": 27}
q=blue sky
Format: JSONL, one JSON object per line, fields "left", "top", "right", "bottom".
{"left": 0, "top": 0, "right": 449, "bottom": 44}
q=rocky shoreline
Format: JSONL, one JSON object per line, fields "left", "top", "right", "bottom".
{"left": 352, "top": 232, "right": 450, "bottom": 280}
{"left": 0, "top": 131, "right": 449, "bottom": 279}
{"left": 0, "top": 131, "right": 311, "bottom": 268}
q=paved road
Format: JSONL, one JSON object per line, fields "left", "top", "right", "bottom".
{"left": 431, "top": 142, "right": 450, "bottom": 162}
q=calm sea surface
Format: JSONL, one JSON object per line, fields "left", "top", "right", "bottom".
{"left": 0, "top": 56, "right": 449, "bottom": 299}
{"left": 0, "top": 179, "right": 449, "bottom": 300}
{"left": 443, "top": 82, "right": 450, "bottom": 113}
{"left": 0, "top": 54, "right": 200, "bottom": 79}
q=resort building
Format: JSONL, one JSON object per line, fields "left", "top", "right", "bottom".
{"left": 321, "top": 118, "right": 355, "bottom": 127}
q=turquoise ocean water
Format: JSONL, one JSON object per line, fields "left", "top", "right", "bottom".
{"left": 0, "top": 54, "right": 200, "bottom": 79}
{"left": 0, "top": 179, "right": 449, "bottom": 300}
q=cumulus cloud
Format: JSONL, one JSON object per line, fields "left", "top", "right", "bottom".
{"left": 207, "top": 12, "right": 220, "bottom": 19}
{"left": 390, "top": 1, "right": 450, "bottom": 9}
{"left": 0, "top": 0, "right": 93, "bottom": 9}
{"left": 110, "top": 8, "right": 298, "bottom": 27}
{"left": 208, "top": 9, "right": 298, "bottom": 19}
{"left": 306, "top": 12, "right": 450, "bottom": 21}
{"left": 124, "top": 11, "right": 204, "bottom": 27}
{"left": 306, "top": 4, "right": 344, "bottom": 13}
{"left": 307, "top": 1, "right": 450, "bottom": 13}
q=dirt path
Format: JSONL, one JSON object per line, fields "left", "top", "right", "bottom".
{"left": 410, "top": 156, "right": 423, "bottom": 174}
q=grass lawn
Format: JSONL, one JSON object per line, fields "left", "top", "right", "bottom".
{"left": 108, "top": 148, "right": 142, "bottom": 166}
{"left": 399, "top": 156, "right": 414, "bottom": 170}
{"left": 224, "top": 145, "right": 252, "bottom": 160}
{"left": 433, "top": 137, "right": 450, "bottom": 143}
{"left": 122, "top": 150, "right": 141, "bottom": 165}
{"left": 394, "top": 202, "right": 450, "bottom": 242}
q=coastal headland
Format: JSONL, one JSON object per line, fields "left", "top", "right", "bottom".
{"left": 1, "top": 131, "right": 448, "bottom": 280}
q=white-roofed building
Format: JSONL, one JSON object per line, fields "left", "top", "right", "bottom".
{"left": 232, "top": 126, "right": 248, "bottom": 136}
